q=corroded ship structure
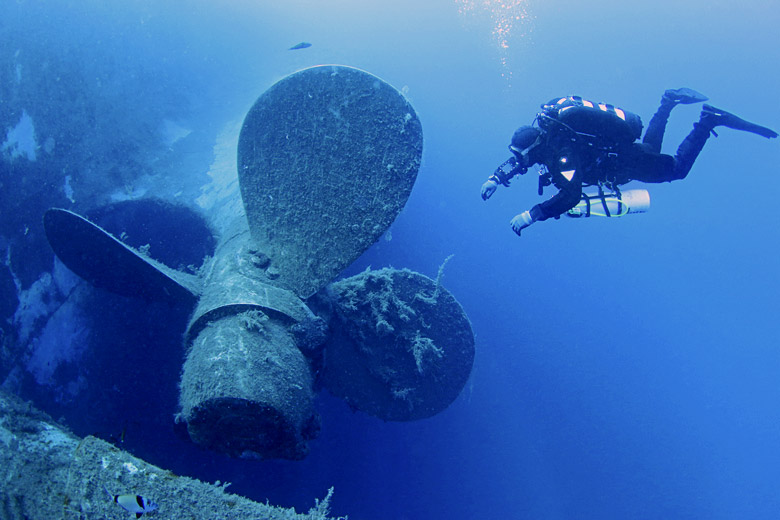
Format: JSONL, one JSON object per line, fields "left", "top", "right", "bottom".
{"left": 43, "top": 65, "right": 475, "bottom": 460}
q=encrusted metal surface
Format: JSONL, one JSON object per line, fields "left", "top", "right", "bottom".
{"left": 238, "top": 65, "right": 423, "bottom": 298}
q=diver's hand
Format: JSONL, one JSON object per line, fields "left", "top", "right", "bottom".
{"left": 481, "top": 180, "right": 498, "bottom": 200}
{"left": 510, "top": 211, "right": 534, "bottom": 237}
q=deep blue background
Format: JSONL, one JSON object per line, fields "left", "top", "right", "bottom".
{"left": 3, "top": 1, "right": 780, "bottom": 519}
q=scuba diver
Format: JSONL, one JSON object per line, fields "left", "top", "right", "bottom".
{"left": 481, "top": 88, "right": 778, "bottom": 236}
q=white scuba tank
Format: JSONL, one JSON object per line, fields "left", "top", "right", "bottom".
{"left": 566, "top": 188, "right": 650, "bottom": 218}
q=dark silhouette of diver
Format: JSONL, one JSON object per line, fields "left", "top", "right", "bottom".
{"left": 481, "top": 88, "right": 778, "bottom": 236}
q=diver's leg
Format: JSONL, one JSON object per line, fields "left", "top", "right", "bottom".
{"left": 622, "top": 145, "right": 676, "bottom": 183}
{"left": 666, "top": 104, "right": 778, "bottom": 181}
{"left": 640, "top": 102, "right": 777, "bottom": 182}
{"left": 629, "top": 126, "right": 708, "bottom": 183}
{"left": 642, "top": 88, "right": 709, "bottom": 153}
{"left": 669, "top": 122, "right": 712, "bottom": 180}
{"left": 642, "top": 97, "right": 675, "bottom": 153}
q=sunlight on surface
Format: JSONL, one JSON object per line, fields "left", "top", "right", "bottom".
{"left": 455, "top": 0, "right": 534, "bottom": 83}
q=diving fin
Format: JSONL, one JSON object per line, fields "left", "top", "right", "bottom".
{"left": 701, "top": 104, "right": 779, "bottom": 139}
{"left": 664, "top": 87, "right": 709, "bottom": 105}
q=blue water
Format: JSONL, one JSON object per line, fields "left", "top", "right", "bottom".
{"left": 2, "top": 1, "right": 779, "bottom": 519}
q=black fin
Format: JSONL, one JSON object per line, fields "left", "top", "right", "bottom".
{"left": 664, "top": 88, "right": 708, "bottom": 105}
{"left": 701, "top": 104, "right": 778, "bottom": 139}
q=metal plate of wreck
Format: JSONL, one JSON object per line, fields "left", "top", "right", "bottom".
{"left": 237, "top": 65, "right": 423, "bottom": 299}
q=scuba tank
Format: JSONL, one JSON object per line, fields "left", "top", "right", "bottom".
{"left": 538, "top": 96, "right": 643, "bottom": 149}
{"left": 566, "top": 188, "right": 650, "bottom": 218}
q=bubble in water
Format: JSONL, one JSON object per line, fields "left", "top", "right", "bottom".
{"left": 454, "top": 0, "right": 534, "bottom": 83}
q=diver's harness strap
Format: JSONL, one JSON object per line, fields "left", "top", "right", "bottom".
{"left": 536, "top": 112, "right": 625, "bottom": 154}
{"left": 537, "top": 165, "right": 551, "bottom": 196}
{"left": 576, "top": 182, "right": 622, "bottom": 217}
{"left": 534, "top": 112, "right": 626, "bottom": 197}
{"left": 597, "top": 183, "right": 622, "bottom": 217}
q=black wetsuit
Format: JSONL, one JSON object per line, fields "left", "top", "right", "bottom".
{"left": 528, "top": 103, "right": 711, "bottom": 222}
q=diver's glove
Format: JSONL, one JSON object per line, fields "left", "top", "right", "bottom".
{"left": 481, "top": 178, "right": 499, "bottom": 200}
{"left": 510, "top": 211, "right": 535, "bottom": 237}
{"left": 483, "top": 156, "right": 529, "bottom": 201}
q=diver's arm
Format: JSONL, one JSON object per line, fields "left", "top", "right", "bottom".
{"left": 510, "top": 156, "right": 582, "bottom": 236}
{"left": 481, "top": 156, "right": 527, "bottom": 200}
{"left": 530, "top": 173, "right": 583, "bottom": 221}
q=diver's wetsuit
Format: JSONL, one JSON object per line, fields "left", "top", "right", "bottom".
{"left": 528, "top": 101, "right": 711, "bottom": 222}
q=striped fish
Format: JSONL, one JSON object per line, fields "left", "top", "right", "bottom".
{"left": 104, "top": 487, "right": 158, "bottom": 518}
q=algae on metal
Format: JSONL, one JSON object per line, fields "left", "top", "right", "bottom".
{"left": 184, "top": 213, "right": 316, "bottom": 345}
{"left": 179, "top": 204, "right": 323, "bottom": 460}
{"left": 0, "top": 389, "right": 344, "bottom": 520}
{"left": 238, "top": 65, "right": 423, "bottom": 299}
{"left": 177, "top": 64, "right": 427, "bottom": 458}
{"left": 40, "top": 65, "right": 475, "bottom": 463}
{"left": 320, "top": 267, "right": 475, "bottom": 421}
{"left": 180, "top": 310, "right": 319, "bottom": 460}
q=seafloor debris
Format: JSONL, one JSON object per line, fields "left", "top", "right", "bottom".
{"left": 0, "top": 389, "right": 344, "bottom": 520}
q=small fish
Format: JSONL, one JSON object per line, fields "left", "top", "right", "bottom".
{"left": 288, "top": 42, "right": 312, "bottom": 50}
{"left": 104, "top": 487, "right": 158, "bottom": 518}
